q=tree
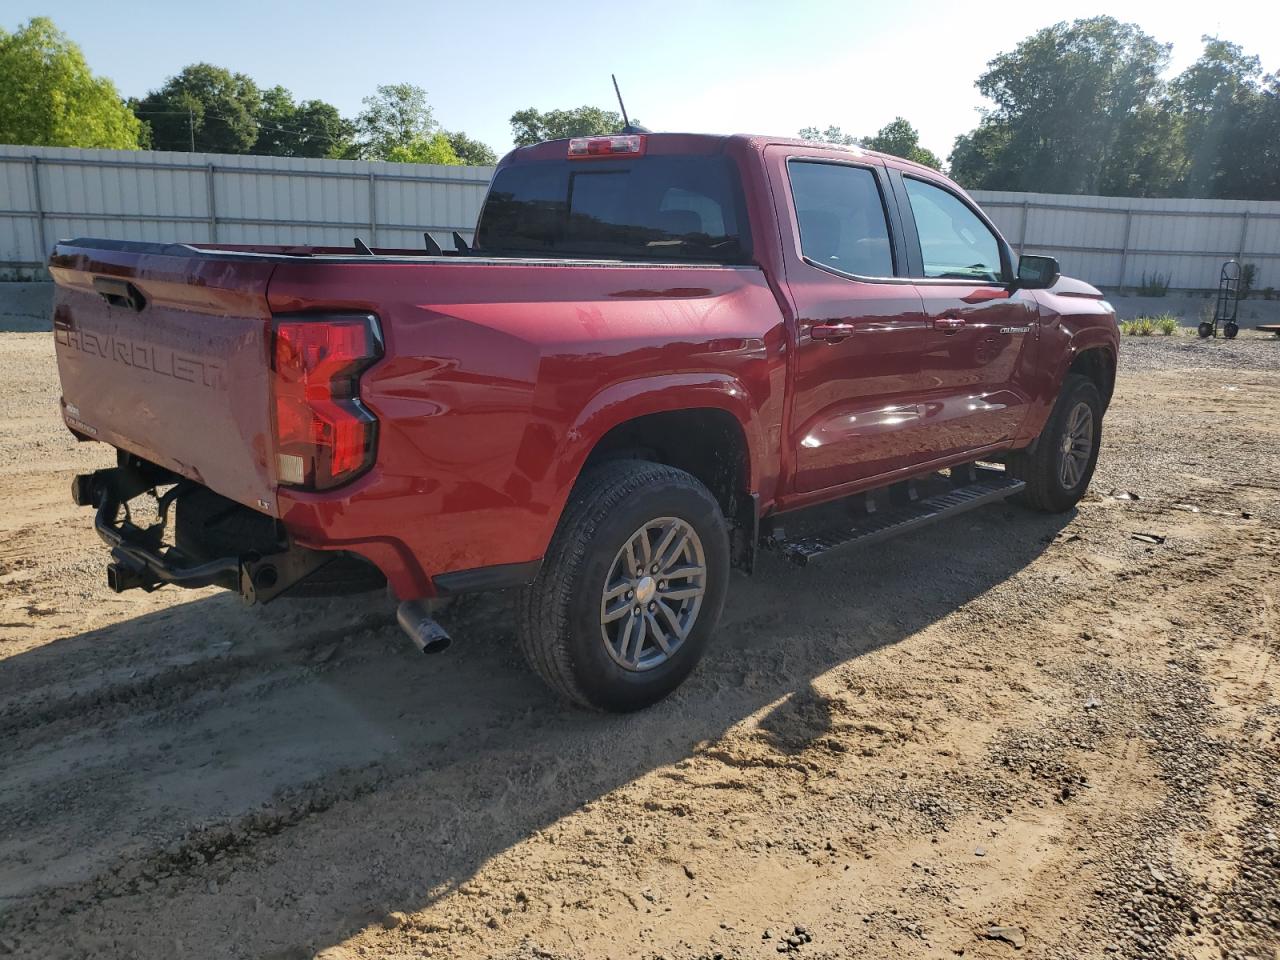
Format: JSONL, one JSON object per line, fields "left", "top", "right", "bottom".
{"left": 134, "top": 63, "right": 261, "bottom": 153}
{"left": 947, "top": 17, "right": 1171, "bottom": 194}
{"left": 798, "top": 119, "right": 939, "bottom": 168}
{"left": 1169, "top": 38, "right": 1264, "bottom": 197}
{"left": 446, "top": 130, "right": 497, "bottom": 165}
{"left": 509, "top": 106, "right": 626, "bottom": 146}
{"left": 385, "top": 132, "right": 461, "bottom": 165}
{"left": 1092, "top": 102, "right": 1181, "bottom": 197}
{"left": 1228, "top": 74, "right": 1280, "bottom": 200}
{"left": 0, "top": 17, "right": 142, "bottom": 149}
{"left": 354, "top": 83, "right": 438, "bottom": 160}
{"left": 862, "top": 118, "right": 941, "bottom": 168}
{"left": 797, "top": 125, "right": 859, "bottom": 145}
{"left": 947, "top": 122, "right": 1011, "bottom": 189}
{"left": 253, "top": 86, "right": 354, "bottom": 158}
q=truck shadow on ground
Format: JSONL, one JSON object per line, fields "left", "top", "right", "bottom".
{"left": 0, "top": 502, "right": 1072, "bottom": 959}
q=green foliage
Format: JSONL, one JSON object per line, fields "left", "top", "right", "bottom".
{"left": 134, "top": 63, "right": 262, "bottom": 153}
{"left": 1239, "top": 263, "right": 1256, "bottom": 297}
{"left": 861, "top": 117, "right": 941, "bottom": 169}
{"left": 1137, "top": 271, "right": 1171, "bottom": 296}
{"left": 445, "top": 130, "right": 497, "bottom": 165}
{"left": 385, "top": 132, "right": 461, "bottom": 165}
{"left": 1119, "top": 317, "right": 1156, "bottom": 336}
{"left": 254, "top": 86, "right": 353, "bottom": 158}
{"left": 797, "top": 125, "right": 860, "bottom": 146}
{"left": 0, "top": 17, "right": 142, "bottom": 148}
{"left": 1, "top": 19, "right": 493, "bottom": 166}
{"left": 354, "top": 83, "right": 439, "bottom": 160}
{"left": 1120, "top": 314, "right": 1179, "bottom": 336}
{"left": 351, "top": 85, "right": 488, "bottom": 165}
{"left": 798, "top": 118, "right": 939, "bottom": 168}
{"left": 1170, "top": 39, "right": 1263, "bottom": 198}
{"left": 509, "top": 106, "right": 626, "bottom": 146}
{"left": 948, "top": 17, "right": 1169, "bottom": 194}
{"left": 950, "top": 22, "right": 1280, "bottom": 200}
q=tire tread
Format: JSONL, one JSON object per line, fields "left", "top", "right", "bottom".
{"left": 1008, "top": 373, "right": 1101, "bottom": 512}
{"left": 516, "top": 460, "right": 717, "bottom": 709}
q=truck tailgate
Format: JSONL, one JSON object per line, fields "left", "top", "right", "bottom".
{"left": 50, "top": 241, "right": 281, "bottom": 515}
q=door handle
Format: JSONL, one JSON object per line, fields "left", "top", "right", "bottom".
{"left": 811, "top": 322, "right": 856, "bottom": 342}
{"left": 934, "top": 316, "right": 965, "bottom": 333}
{"left": 93, "top": 276, "right": 147, "bottom": 312}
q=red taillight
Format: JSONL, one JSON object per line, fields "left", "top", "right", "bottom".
{"left": 567, "top": 134, "right": 646, "bottom": 158}
{"left": 271, "top": 314, "right": 382, "bottom": 490}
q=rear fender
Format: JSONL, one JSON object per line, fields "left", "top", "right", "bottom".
{"left": 553, "top": 372, "right": 761, "bottom": 505}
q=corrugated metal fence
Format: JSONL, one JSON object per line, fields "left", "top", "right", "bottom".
{"left": 2, "top": 145, "right": 1277, "bottom": 290}
{"left": 0, "top": 145, "right": 492, "bottom": 268}
{"left": 972, "top": 190, "right": 1280, "bottom": 290}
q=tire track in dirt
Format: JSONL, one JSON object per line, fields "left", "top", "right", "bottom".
{"left": 2, "top": 334, "right": 1279, "bottom": 960}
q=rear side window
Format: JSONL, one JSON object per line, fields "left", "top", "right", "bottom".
{"left": 475, "top": 155, "right": 751, "bottom": 263}
{"left": 903, "top": 177, "right": 1004, "bottom": 282}
{"left": 788, "top": 161, "right": 894, "bottom": 278}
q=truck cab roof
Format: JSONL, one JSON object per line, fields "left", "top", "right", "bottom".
{"left": 502, "top": 131, "right": 943, "bottom": 180}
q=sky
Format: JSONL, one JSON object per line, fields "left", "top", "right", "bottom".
{"left": 8, "top": 0, "right": 1280, "bottom": 161}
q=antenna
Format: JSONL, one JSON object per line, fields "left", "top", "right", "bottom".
{"left": 612, "top": 74, "right": 631, "bottom": 130}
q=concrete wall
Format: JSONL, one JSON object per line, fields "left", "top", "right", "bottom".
{"left": 1104, "top": 293, "right": 1280, "bottom": 326}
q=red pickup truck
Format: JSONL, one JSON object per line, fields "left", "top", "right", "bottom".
{"left": 51, "top": 132, "right": 1117, "bottom": 711}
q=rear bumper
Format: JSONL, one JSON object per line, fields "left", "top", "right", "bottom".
{"left": 276, "top": 471, "right": 547, "bottom": 600}
{"left": 75, "top": 464, "right": 335, "bottom": 604}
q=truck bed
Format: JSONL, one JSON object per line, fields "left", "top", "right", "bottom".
{"left": 49, "top": 237, "right": 783, "bottom": 598}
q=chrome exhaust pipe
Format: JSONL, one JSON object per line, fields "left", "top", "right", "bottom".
{"left": 396, "top": 599, "right": 452, "bottom": 654}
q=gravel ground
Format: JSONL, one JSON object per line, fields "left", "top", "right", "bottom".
{"left": 1117, "top": 329, "right": 1280, "bottom": 372}
{"left": 0, "top": 332, "right": 1277, "bottom": 960}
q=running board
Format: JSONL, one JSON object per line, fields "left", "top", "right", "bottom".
{"left": 766, "top": 472, "right": 1026, "bottom": 567}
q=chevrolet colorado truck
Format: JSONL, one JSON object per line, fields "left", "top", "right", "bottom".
{"left": 51, "top": 132, "right": 1117, "bottom": 711}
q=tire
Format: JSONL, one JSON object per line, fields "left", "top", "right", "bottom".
{"left": 1198, "top": 322, "right": 1214, "bottom": 339}
{"left": 1008, "top": 373, "right": 1103, "bottom": 513}
{"left": 1224, "top": 321, "right": 1239, "bottom": 340}
{"left": 516, "top": 460, "right": 730, "bottom": 712}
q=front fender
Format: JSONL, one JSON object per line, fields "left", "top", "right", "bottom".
{"left": 1017, "top": 303, "right": 1118, "bottom": 446}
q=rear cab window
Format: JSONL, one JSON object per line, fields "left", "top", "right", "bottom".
{"left": 475, "top": 153, "right": 752, "bottom": 264}
{"left": 787, "top": 160, "right": 896, "bottom": 278}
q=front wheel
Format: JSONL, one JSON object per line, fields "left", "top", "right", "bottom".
{"left": 516, "top": 460, "right": 730, "bottom": 711}
{"left": 1223, "top": 321, "right": 1239, "bottom": 340}
{"left": 1008, "top": 373, "right": 1103, "bottom": 513}
{"left": 1198, "top": 322, "right": 1214, "bottom": 339}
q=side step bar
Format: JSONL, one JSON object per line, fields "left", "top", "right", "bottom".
{"left": 767, "top": 470, "right": 1026, "bottom": 566}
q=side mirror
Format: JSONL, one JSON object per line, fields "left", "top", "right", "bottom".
{"left": 1015, "top": 254, "right": 1059, "bottom": 289}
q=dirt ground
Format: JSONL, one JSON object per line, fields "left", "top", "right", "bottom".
{"left": 1, "top": 330, "right": 1277, "bottom": 960}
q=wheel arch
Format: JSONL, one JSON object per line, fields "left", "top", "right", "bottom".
{"left": 1066, "top": 344, "right": 1117, "bottom": 410}
{"left": 581, "top": 407, "right": 752, "bottom": 523}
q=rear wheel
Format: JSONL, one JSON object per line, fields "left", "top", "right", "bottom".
{"left": 1224, "top": 321, "right": 1239, "bottom": 340}
{"left": 1008, "top": 374, "right": 1103, "bottom": 513}
{"left": 517, "top": 460, "right": 729, "bottom": 712}
{"left": 1198, "top": 322, "right": 1214, "bottom": 339}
